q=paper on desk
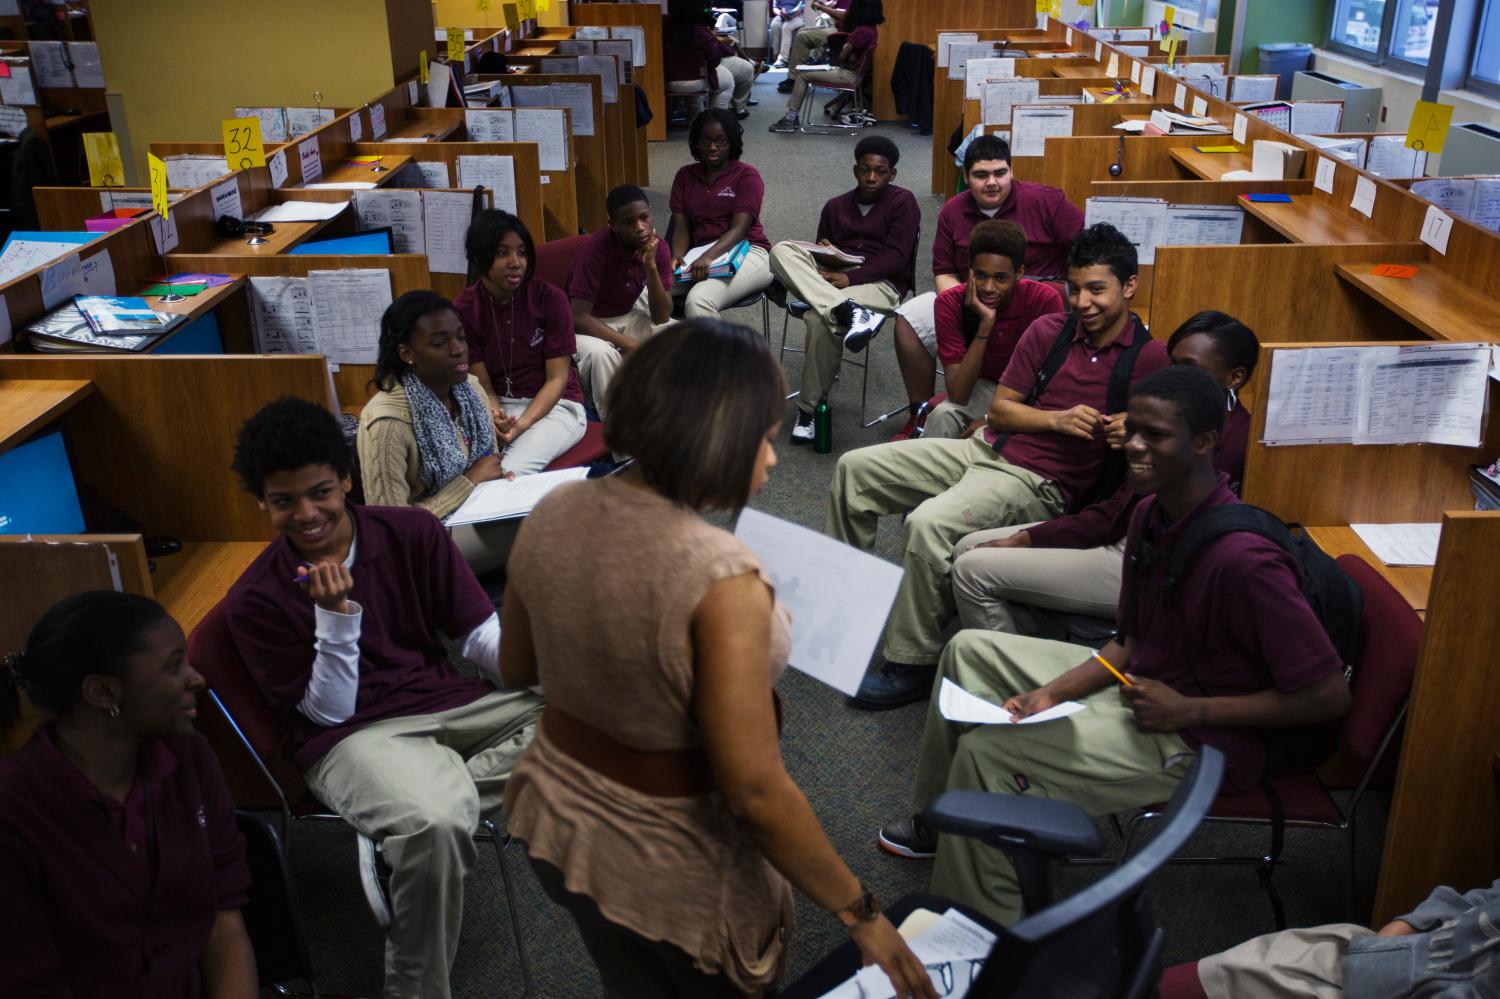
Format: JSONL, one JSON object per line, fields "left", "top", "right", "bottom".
{"left": 964, "top": 57, "right": 1016, "bottom": 100}
{"left": 447, "top": 467, "right": 590, "bottom": 526}
{"left": 597, "top": 40, "right": 634, "bottom": 83}
{"left": 981, "top": 79, "right": 1038, "bottom": 127}
{"left": 68, "top": 41, "right": 103, "bottom": 88}
{"left": 733, "top": 508, "right": 903, "bottom": 697}
{"left": 426, "top": 58, "right": 454, "bottom": 109}
{"left": 297, "top": 137, "right": 324, "bottom": 184}
{"left": 465, "top": 108, "right": 515, "bottom": 142}
{"left": 948, "top": 42, "right": 998, "bottom": 81}
{"left": 248, "top": 275, "right": 318, "bottom": 355}
{"left": 819, "top": 908, "right": 997, "bottom": 999}
{"left": 1165, "top": 203, "right": 1244, "bottom": 247}
{"left": 1366, "top": 135, "right": 1426, "bottom": 179}
{"left": 551, "top": 82, "right": 595, "bottom": 137}
{"left": 457, "top": 155, "right": 517, "bottom": 214}
{"left": 1351, "top": 175, "right": 1377, "bottom": 218}
{"left": 397, "top": 160, "right": 452, "bottom": 189}
{"left": 579, "top": 54, "right": 619, "bottom": 103}
{"left": 1113, "top": 119, "right": 1148, "bottom": 132}
{"left": 0, "top": 238, "right": 80, "bottom": 284}
{"left": 1085, "top": 196, "right": 1166, "bottom": 264}
{"left": 937, "top": 31, "right": 978, "bottom": 68}
{"left": 516, "top": 109, "right": 568, "bottom": 171}
{"left": 423, "top": 190, "right": 481, "bottom": 274}
{"left": 268, "top": 149, "right": 289, "bottom": 189}
{"left": 938, "top": 678, "right": 1085, "bottom": 726}
{"left": 256, "top": 200, "right": 348, "bottom": 223}
{"left": 0, "top": 104, "right": 26, "bottom": 137}
{"left": 165, "top": 155, "right": 230, "bottom": 189}
{"left": 81, "top": 250, "right": 114, "bottom": 296}
{"left": 353, "top": 189, "right": 425, "bottom": 254}
{"left": 1010, "top": 106, "right": 1073, "bottom": 158}
{"left": 286, "top": 106, "right": 334, "bottom": 138}
{"left": 0, "top": 62, "right": 37, "bottom": 106}
{"left": 303, "top": 181, "right": 377, "bottom": 190}
{"left": 28, "top": 40, "right": 72, "bottom": 88}
{"left": 1229, "top": 74, "right": 1277, "bottom": 102}
{"left": 609, "top": 25, "right": 645, "bottom": 68}
{"left": 307, "top": 269, "right": 391, "bottom": 365}
{"left": 236, "top": 106, "right": 289, "bottom": 144}
{"left": 369, "top": 103, "right": 387, "bottom": 140}
{"left": 210, "top": 178, "right": 243, "bottom": 222}
{"left": 38, "top": 253, "right": 82, "bottom": 309}
{"left": 1352, "top": 523, "right": 1441, "bottom": 567}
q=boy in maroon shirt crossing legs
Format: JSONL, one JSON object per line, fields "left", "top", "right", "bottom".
{"left": 876, "top": 365, "right": 1351, "bottom": 925}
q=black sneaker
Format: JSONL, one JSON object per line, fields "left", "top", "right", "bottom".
{"left": 850, "top": 660, "right": 938, "bottom": 710}
{"left": 358, "top": 833, "right": 394, "bottom": 928}
{"left": 791, "top": 409, "right": 816, "bottom": 444}
{"left": 735, "top": 108, "right": 751, "bottom": 120}
{"left": 879, "top": 815, "right": 938, "bottom": 859}
{"left": 768, "top": 115, "right": 799, "bottom": 133}
{"left": 839, "top": 303, "right": 886, "bottom": 354}
{"left": 777, "top": 78, "right": 795, "bottom": 94}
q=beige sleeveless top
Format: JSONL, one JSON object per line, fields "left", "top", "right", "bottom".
{"left": 502, "top": 476, "right": 794, "bottom": 991}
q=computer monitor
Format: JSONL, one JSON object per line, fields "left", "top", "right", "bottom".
{"left": 0, "top": 428, "right": 86, "bottom": 534}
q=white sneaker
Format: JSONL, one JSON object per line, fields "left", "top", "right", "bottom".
{"left": 357, "top": 833, "right": 393, "bottom": 928}
{"left": 791, "top": 410, "right": 816, "bottom": 443}
{"left": 837, "top": 302, "right": 886, "bottom": 353}
{"left": 772, "top": 59, "right": 788, "bottom": 69}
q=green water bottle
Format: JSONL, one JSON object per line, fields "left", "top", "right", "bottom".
{"left": 814, "top": 394, "right": 832, "bottom": 454}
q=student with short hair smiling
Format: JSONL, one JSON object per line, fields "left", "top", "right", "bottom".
{"left": 567, "top": 184, "right": 675, "bottom": 419}
{"left": 890, "top": 135, "right": 1085, "bottom": 438}
{"left": 920, "top": 219, "right": 1066, "bottom": 440}
{"left": 826, "top": 224, "right": 1166, "bottom": 710}
{"left": 769, "top": 134, "right": 919, "bottom": 442}
{"left": 0, "top": 592, "right": 257, "bottom": 999}
{"left": 224, "top": 396, "right": 544, "bottom": 999}
{"left": 876, "top": 365, "right": 1351, "bottom": 927}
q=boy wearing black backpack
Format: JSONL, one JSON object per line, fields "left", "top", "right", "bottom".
{"left": 875, "top": 365, "right": 1351, "bottom": 926}
{"left": 826, "top": 224, "right": 1166, "bottom": 710}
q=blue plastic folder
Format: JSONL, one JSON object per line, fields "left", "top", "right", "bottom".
{"left": 1243, "top": 193, "right": 1294, "bottom": 204}
{"left": 674, "top": 239, "right": 751, "bottom": 282}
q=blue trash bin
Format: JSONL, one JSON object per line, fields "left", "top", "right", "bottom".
{"left": 1258, "top": 43, "right": 1313, "bottom": 100}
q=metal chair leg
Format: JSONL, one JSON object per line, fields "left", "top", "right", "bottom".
{"left": 480, "top": 818, "right": 534, "bottom": 998}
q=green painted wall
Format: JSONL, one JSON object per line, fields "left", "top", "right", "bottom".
{"left": 1235, "top": 0, "right": 1330, "bottom": 73}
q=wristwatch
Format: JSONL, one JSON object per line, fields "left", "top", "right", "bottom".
{"left": 834, "top": 882, "right": 880, "bottom": 927}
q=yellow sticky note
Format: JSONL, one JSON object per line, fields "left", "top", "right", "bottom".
{"left": 1102, "top": 92, "right": 1123, "bottom": 104}
{"left": 148, "top": 152, "right": 170, "bottom": 220}
{"left": 1035, "top": 0, "right": 1060, "bottom": 15}
{"left": 1167, "top": 31, "right": 1180, "bottom": 66}
{"left": 502, "top": 2, "right": 519, "bottom": 30}
{"left": 221, "top": 116, "right": 266, "bottom": 170}
{"left": 419, "top": 48, "right": 429, "bottom": 84}
{"left": 82, "top": 131, "right": 124, "bottom": 187}
{"left": 1405, "top": 100, "right": 1455, "bottom": 154}
{"left": 447, "top": 27, "right": 467, "bottom": 64}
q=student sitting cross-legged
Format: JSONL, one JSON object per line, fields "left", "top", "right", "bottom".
{"left": 357, "top": 290, "right": 516, "bottom": 575}
{"left": 826, "top": 223, "right": 1166, "bottom": 711}
{"left": 767, "top": 0, "right": 882, "bottom": 133}
{"left": 567, "top": 184, "right": 674, "bottom": 420}
{"left": 949, "top": 312, "right": 1260, "bottom": 636}
{"left": 875, "top": 365, "right": 1352, "bottom": 926}
{"left": 454, "top": 209, "right": 588, "bottom": 474}
{"left": 668, "top": 108, "right": 775, "bottom": 320}
{"left": 224, "top": 397, "right": 544, "bottom": 999}
{"left": 769, "top": 134, "right": 919, "bottom": 443}
{"left": 889, "top": 135, "right": 1084, "bottom": 439}
{"left": 0, "top": 593, "right": 257, "bottom": 999}
{"left": 919, "top": 219, "right": 1066, "bottom": 440}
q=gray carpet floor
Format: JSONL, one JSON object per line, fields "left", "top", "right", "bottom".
{"left": 274, "top": 73, "right": 1392, "bottom": 997}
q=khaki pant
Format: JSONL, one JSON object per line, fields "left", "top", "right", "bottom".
{"left": 787, "top": 65, "right": 859, "bottom": 116}
{"left": 824, "top": 434, "right": 1065, "bottom": 665}
{"left": 684, "top": 244, "right": 774, "bottom": 320}
{"left": 951, "top": 522, "right": 1126, "bottom": 635}
{"left": 924, "top": 378, "right": 999, "bottom": 439}
{"left": 914, "top": 631, "right": 1192, "bottom": 925}
{"left": 770, "top": 12, "right": 804, "bottom": 62}
{"left": 574, "top": 287, "right": 665, "bottom": 419}
{"left": 789, "top": 25, "right": 835, "bottom": 67}
{"left": 768, "top": 241, "right": 900, "bottom": 413}
{"left": 450, "top": 520, "right": 521, "bottom": 577}
{"left": 498, "top": 397, "right": 587, "bottom": 475}
{"left": 1196, "top": 923, "right": 1368, "bottom": 998}
{"left": 711, "top": 55, "right": 757, "bottom": 112}
{"left": 304, "top": 690, "right": 545, "bottom": 999}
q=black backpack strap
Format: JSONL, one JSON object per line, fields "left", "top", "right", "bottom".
{"left": 1103, "top": 313, "right": 1151, "bottom": 416}
{"left": 1162, "top": 504, "right": 1294, "bottom": 607}
{"left": 992, "top": 314, "right": 1077, "bottom": 453}
{"left": 1119, "top": 506, "right": 1163, "bottom": 641}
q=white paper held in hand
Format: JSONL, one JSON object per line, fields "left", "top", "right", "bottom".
{"left": 938, "top": 678, "right": 1085, "bottom": 726}
{"left": 733, "top": 509, "right": 903, "bottom": 697}
{"left": 446, "top": 468, "right": 589, "bottom": 526}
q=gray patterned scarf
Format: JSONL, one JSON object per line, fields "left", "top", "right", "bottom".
{"left": 400, "top": 370, "right": 497, "bottom": 495}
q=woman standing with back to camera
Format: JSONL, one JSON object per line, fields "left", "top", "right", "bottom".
{"left": 497, "top": 318, "right": 935, "bottom": 998}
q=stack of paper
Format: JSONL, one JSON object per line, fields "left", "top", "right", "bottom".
{"left": 781, "top": 240, "right": 865, "bottom": 266}
{"left": 446, "top": 468, "right": 590, "bottom": 526}
{"left": 820, "top": 908, "right": 996, "bottom": 998}
{"left": 1351, "top": 523, "right": 1442, "bottom": 567}
{"left": 1147, "top": 109, "right": 1228, "bottom": 134}
{"left": 1410, "top": 177, "right": 1500, "bottom": 232}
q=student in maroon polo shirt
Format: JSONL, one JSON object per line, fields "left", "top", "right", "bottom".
{"left": 567, "top": 184, "right": 674, "bottom": 420}
{"left": 826, "top": 224, "right": 1166, "bottom": 710}
{"left": 454, "top": 209, "right": 587, "bottom": 474}
{"left": 668, "top": 108, "right": 775, "bottom": 320}
{"left": 767, "top": 0, "right": 882, "bottom": 133}
{"left": 876, "top": 366, "right": 1351, "bottom": 925}
{"left": 949, "top": 312, "right": 1260, "bottom": 636}
{"left": 0, "top": 592, "right": 256, "bottom": 999}
{"left": 890, "top": 134, "right": 1085, "bottom": 439}
{"left": 768, "top": 134, "right": 919, "bottom": 443}
{"left": 921, "top": 219, "right": 1066, "bottom": 439}
{"left": 223, "top": 397, "right": 544, "bottom": 999}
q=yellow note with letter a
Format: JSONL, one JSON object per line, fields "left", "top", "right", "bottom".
{"left": 221, "top": 116, "right": 266, "bottom": 170}
{"left": 83, "top": 131, "right": 124, "bottom": 187}
{"left": 419, "top": 49, "right": 429, "bottom": 84}
{"left": 447, "top": 27, "right": 467, "bottom": 65}
{"left": 148, "top": 152, "right": 170, "bottom": 220}
{"left": 1405, "top": 101, "right": 1455, "bottom": 154}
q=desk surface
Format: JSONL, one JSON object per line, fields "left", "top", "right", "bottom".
{"left": 388, "top": 118, "right": 461, "bottom": 142}
{"left": 1333, "top": 263, "right": 1498, "bottom": 343}
{"left": 1306, "top": 525, "right": 1432, "bottom": 614}
{"left": 1083, "top": 87, "right": 1154, "bottom": 103}
{"left": 1170, "top": 145, "right": 1251, "bottom": 179}
{"left": 0, "top": 378, "right": 93, "bottom": 455}
{"left": 307, "top": 154, "right": 412, "bottom": 188}
{"left": 1240, "top": 195, "right": 1386, "bottom": 245}
{"left": 143, "top": 274, "right": 246, "bottom": 317}
{"left": 1055, "top": 64, "right": 1106, "bottom": 79}
{"left": 150, "top": 540, "right": 268, "bottom": 635}
{"left": 204, "top": 221, "right": 325, "bottom": 256}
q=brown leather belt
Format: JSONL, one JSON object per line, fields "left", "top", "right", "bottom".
{"left": 540, "top": 694, "right": 784, "bottom": 799}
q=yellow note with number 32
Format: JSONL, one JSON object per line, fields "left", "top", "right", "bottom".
{"left": 221, "top": 116, "right": 266, "bottom": 170}
{"left": 1405, "top": 101, "right": 1454, "bottom": 154}
{"left": 148, "top": 152, "right": 170, "bottom": 220}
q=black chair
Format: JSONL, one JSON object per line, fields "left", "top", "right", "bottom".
{"left": 236, "top": 810, "right": 320, "bottom": 997}
{"left": 782, "top": 747, "right": 1225, "bottom": 999}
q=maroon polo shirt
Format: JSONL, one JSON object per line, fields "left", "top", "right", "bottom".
{"left": 815, "top": 184, "right": 920, "bottom": 295}
{"left": 841, "top": 24, "right": 877, "bottom": 66}
{"left": 454, "top": 277, "right": 585, "bottom": 404}
{"left": 225, "top": 504, "right": 497, "bottom": 771}
{"left": 567, "top": 225, "right": 674, "bottom": 319}
{"left": 1119, "top": 476, "right": 1345, "bottom": 791}
{"left": 932, "top": 182, "right": 1085, "bottom": 282}
{"left": 934, "top": 279, "right": 1065, "bottom": 382}
{"left": 1028, "top": 402, "right": 1251, "bottom": 549}
{"left": 989, "top": 312, "right": 1168, "bottom": 506}
{"left": 0, "top": 729, "right": 250, "bottom": 998}
{"left": 669, "top": 159, "right": 771, "bottom": 251}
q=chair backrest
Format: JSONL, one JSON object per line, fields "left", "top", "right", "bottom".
{"left": 535, "top": 233, "right": 587, "bottom": 288}
{"left": 235, "top": 810, "right": 319, "bottom": 991}
{"left": 665, "top": 48, "right": 710, "bottom": 84}
{"left": 1334, "top": 554, "right": 1422, "bottom": 774}
{"left": 973, "top": 748, "right": 1226, "bottom": 998}
{"left": 188, "top": 601, "right": 310, "bottom": 812}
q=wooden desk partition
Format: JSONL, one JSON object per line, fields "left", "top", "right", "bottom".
{"left": 889, "top": 1, "right": 1034, "bottom": 130}
{"left": 566, "top": 4, "right": 664, "bottom": 142}
{"left": 1010, "top": 133, "right": 1210, "bottom": 213}
{"left": 352, "top": 139, "right": 550, "bottom": 243}
{"left": 477, "top": 71, "right": 607, "bottom": 230}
